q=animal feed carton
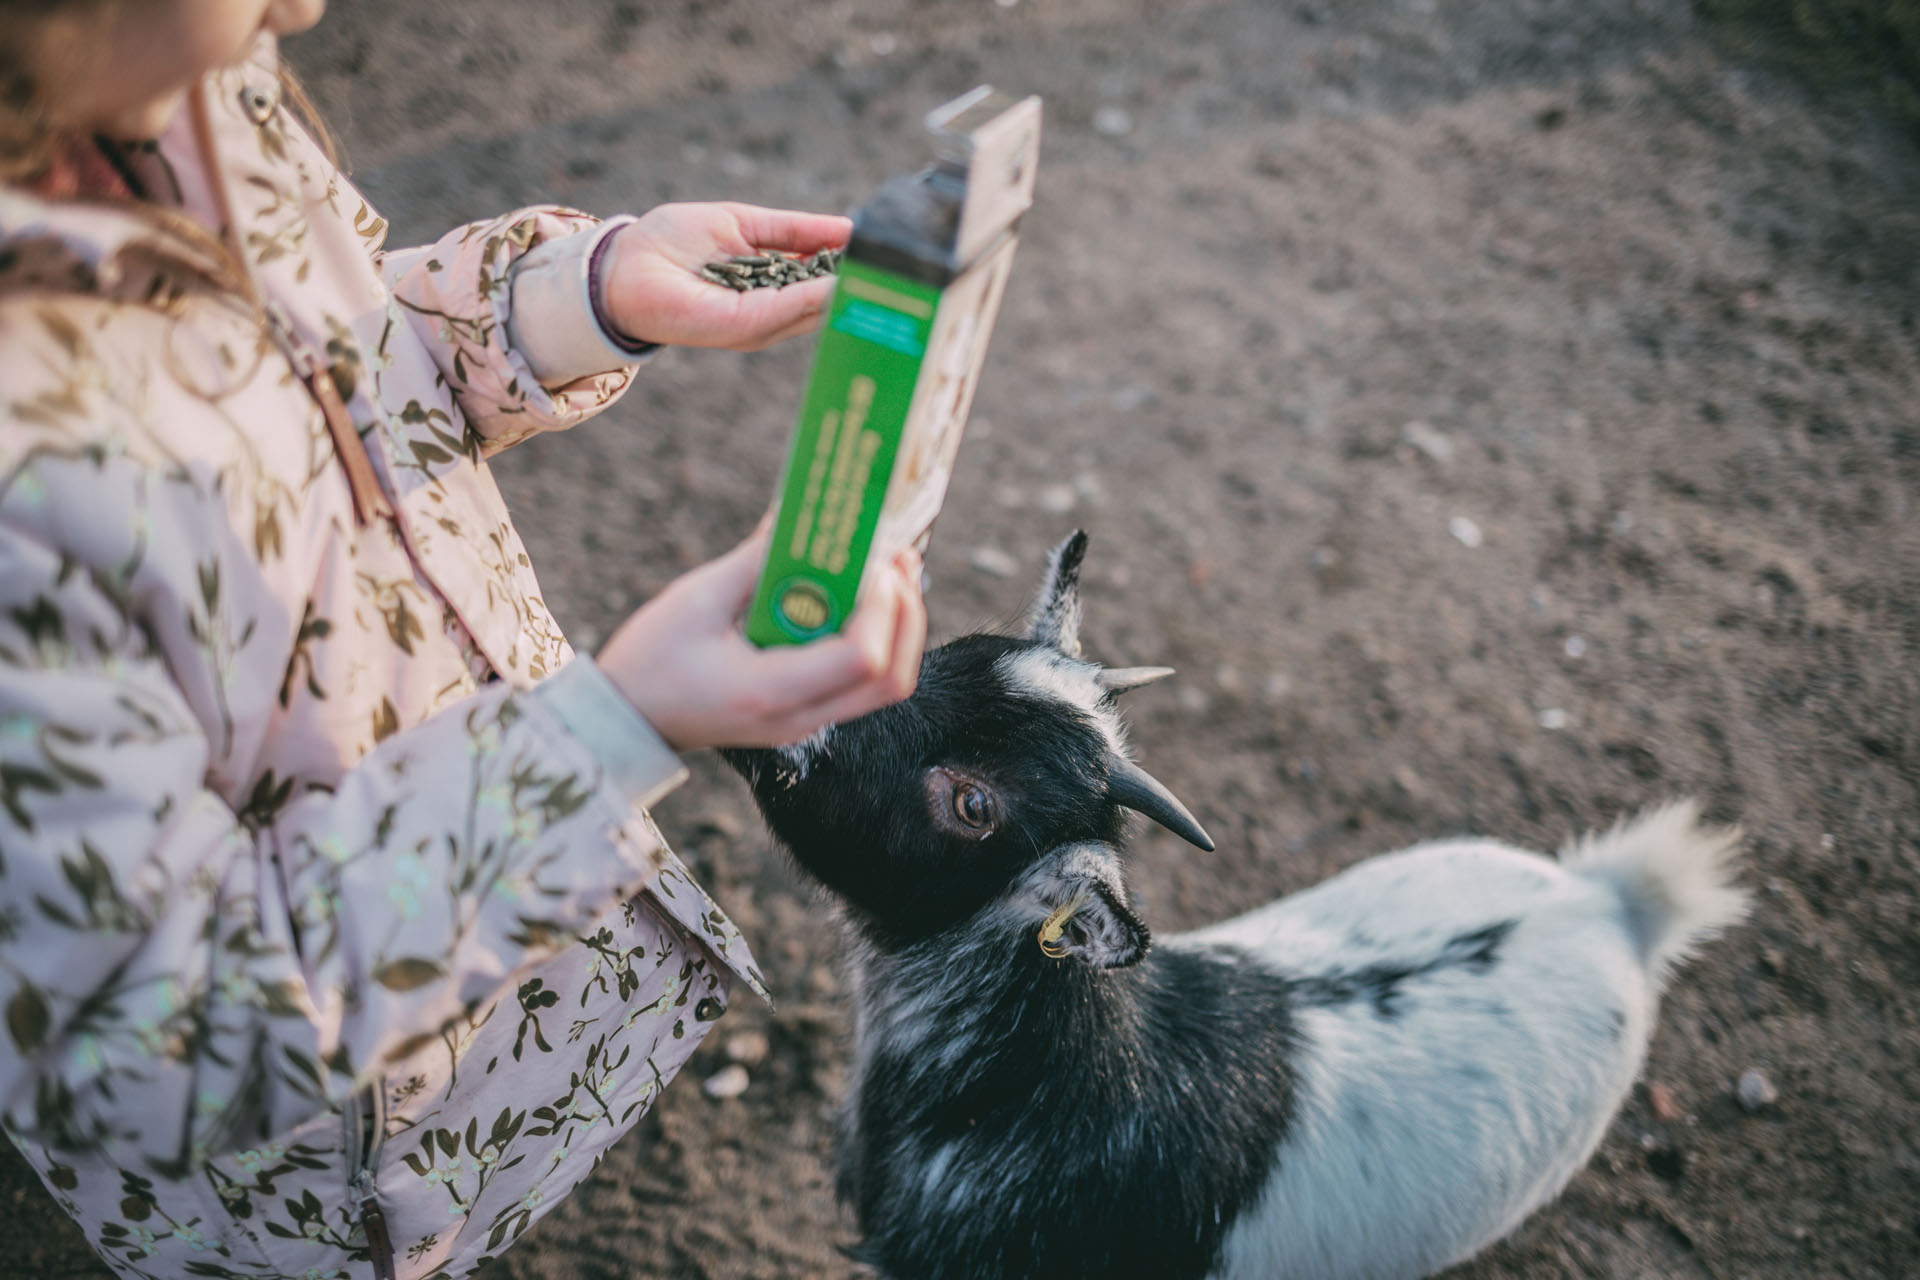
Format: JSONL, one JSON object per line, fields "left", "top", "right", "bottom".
{"left": 745, "top": 87, "right": 1042, "bottom": 646}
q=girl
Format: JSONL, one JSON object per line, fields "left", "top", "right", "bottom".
{"left": 0, "top": 2, "right": 927, "bottom": 1277}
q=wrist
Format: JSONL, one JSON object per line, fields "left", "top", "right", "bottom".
{"left": 504, "top": 214, "right": 654, "bottom": 386}
{"left": 589, "top": 225, "right": 662, "bottom": 355}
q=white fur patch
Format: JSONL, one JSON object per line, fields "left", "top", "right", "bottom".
{"left": 1194, "top": 839, "right": 1663, "bottom": 1278}
{"left": 776, "top": 724, "right": 834, "bottom": 781}
{"left": 996, "top": 649, "right": 1129, "bottom": 758}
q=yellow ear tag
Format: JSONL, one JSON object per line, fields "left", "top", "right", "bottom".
{"left": 1037, "top": 889, "right": 1091, "bottom": 960}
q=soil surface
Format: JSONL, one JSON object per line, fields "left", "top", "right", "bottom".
{"left": 5, "top": 1, "right": 1918, "bottom": 1277}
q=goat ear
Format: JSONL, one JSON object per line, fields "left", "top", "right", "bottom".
{"left": 1024, "top": 530, "right": 1088, "bottom": 657}
{"left": 1035, "top": 881, "right": 1150, "bottom": 970}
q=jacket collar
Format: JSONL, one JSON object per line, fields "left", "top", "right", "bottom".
{"left": 0, "top": 35, "right": 280, "bottom": 301}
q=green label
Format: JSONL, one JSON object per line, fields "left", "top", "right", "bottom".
{"left": 746, "top": 260, "right": 943, "bottom": 646}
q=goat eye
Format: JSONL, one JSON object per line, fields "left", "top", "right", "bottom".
{"left": 951, "top": 783, "right": 994, "bottom": 830}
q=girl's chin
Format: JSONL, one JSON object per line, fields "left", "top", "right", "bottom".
{"left": 99, "top": 90, "right": 189, "bottom": 143}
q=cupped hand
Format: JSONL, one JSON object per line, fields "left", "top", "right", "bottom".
{"left": 596, "top": 524, "right": 926, "bottom": 752}
{"left": 600, "top": 202, "right": 853, "bottom": 352}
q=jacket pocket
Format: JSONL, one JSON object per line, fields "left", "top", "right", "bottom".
{"left": 343, "top": 1080, "right": 397, "bottom": 1280}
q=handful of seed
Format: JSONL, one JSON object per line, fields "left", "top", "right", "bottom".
{"left": 699, "top": 249, "right": 842, "bottom": 291}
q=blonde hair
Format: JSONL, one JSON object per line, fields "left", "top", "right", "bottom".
{"left": 0, "top": 0, "right": 342, "bottom": 305}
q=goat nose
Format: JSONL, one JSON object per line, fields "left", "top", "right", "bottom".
{"left": 1107, "top": 757, "right": 1215, "bottom": 851}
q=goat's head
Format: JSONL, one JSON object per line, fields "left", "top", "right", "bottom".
{"left": 723, "top": 532, "right": 1212, "bottom": 964}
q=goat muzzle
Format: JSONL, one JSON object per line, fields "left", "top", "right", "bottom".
{"left": 1107, "top": 757, "right": 1215, "bottom": 851}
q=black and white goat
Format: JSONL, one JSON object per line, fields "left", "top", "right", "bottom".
{"left": 724, "top": 533, "right": 1747, "bottom": 1280}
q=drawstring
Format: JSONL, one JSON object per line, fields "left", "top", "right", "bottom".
{"left": 188, "top": 82, "right": 392, "bottom": 527}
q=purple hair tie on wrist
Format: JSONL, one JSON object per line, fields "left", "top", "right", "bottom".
{"left": 588, "top": 226, "right": 661, "bottom": 356}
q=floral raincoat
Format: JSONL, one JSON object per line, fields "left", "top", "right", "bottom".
{"left": 0, "top": 34, "right": 766, "bottom": 1280}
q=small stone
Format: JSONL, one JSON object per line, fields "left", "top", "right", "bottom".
{"left": 1564, "top": 634, "right": 1587, "bottom": 659}
{"left": 1449, "top": 515, "right": 1484, "bottom": 548}
{"left": 702, "top": 1064, "right": 750, "bottom": 1100}
{"left": 1036, "top": 483, "right": 1078, "bottom": 514}
{"left": 869, "top": 32, "right": 898, "bottom": 56}
{"left": 1647, "top": 1081, "right": 1682, "bottom": 1122}
{"left": 1759, "top": 946, "right": 1786, "bottom": 976}
{"left": 970, "top": 546, "right": 1020, "bottom": 578}
{"left": 1214, "top": 665, "right": 1243, "bottom": 693}
{"left": 1401, "top": 420, "right": 1454, "bottom": 464}
{"left": 1110, "top": 382, "right": 1155, "bottom": 411}
{"left": 1737, "top": 1067, "right": 1778, "bottom": 1112}
{"left": 724, "top": 1031, "right": 770, "bottom": 1066}
{"left": 1537, "top": 707, "right": 1570, "bottom": 730}
{"left": 1264, "top": 673, "right": 1293, "bottom": 700}
{"left": 806, "top": 966, "right": 839, "bottom": 998}
{"left": 1092, "top": 106, "right": 1135, "bottom": 137}
{"left": 1178, "top": 685, "right": 1212, "bottom": 714}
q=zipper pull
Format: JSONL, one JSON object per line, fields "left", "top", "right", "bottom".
{"left": 264, "top": 304, "right": 394, "bottom": 528}
{"left": 351, "top": 1169, "right": 398, "bottom": 1280}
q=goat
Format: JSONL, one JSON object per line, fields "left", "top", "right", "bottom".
{"left": 723, "top": 532, "right": 1747, "bottom": 1280}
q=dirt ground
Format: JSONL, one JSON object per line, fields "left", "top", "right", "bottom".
{"left": 5, "top": 0, "right": 1918, "bottom": 1276}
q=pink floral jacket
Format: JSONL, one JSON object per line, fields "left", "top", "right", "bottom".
{"left": 0, "top": 35, "right": 764, "bottom": 1280}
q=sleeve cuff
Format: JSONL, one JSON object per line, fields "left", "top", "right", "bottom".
{"left": 505, "top": 215, "right": 660, "bottom": 387}
{"left": 533, "top": 655, "right": 688, "bottom": 811}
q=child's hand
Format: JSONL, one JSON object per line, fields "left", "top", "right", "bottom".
{"left": 600, "top": 203, "right": 852, "bottom": 352}
{"left": 596, "top": 525, "right": 926, "bottom": 752}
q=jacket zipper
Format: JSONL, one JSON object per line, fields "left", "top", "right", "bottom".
{"left": 343, "top": 1081, "right": 397, "bottom": 1280}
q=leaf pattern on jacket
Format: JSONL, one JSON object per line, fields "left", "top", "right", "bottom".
{"left": 0, "top": 32, "right": 761, "bottom": 1280}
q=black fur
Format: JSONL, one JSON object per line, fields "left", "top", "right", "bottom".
{"left": 841, "top": 925, "right": 1300, "bottom": 1280}
{"left": 724, "top": 634, "right": 1129, "bottom": 949}
{"left": 1290, "top": 920, "right": 1518, "bottom": 1020}
{"left": 723, "top": 542, "right": 1306, "bottom": 1278}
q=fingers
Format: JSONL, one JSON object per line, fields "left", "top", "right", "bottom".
{"left": 889, "top": 552, "right": 927, "bottom": 699}
{"left": 728, "top": 275, "right": 837, "bottom": 349}
{"left": 738, "top": 553, "right": 924, "bottom": 715}
{"left": 726, "top": 203, "right": 854, "bottom": 254}
{"left": 758, "top": 564, "right": 924, "bottom": 742}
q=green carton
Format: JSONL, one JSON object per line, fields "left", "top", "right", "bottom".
{"left": 746, "top": 87, "right": 1042, "bottom": 646}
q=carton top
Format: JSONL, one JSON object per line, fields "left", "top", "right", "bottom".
{"left": 848, "top": 87, "right": 1042, "bottom": 285}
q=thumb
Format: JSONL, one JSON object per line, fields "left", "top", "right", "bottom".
{"left": 683, "top": 525, "right": 773, "bottom": 623}
{"left": 735, "top": 276, "right": 836, "bottom": 349}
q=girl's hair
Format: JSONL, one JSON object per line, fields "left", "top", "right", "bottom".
{"left": 1, "top": 0, "right": 343, "bottom": 305}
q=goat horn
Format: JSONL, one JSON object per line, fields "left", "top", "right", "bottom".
{"left": 1107, "top": 757, "right": 1215, "bottom": 851}
{"left": 1095, "top": 666, "right": 1176, "bottom": 693}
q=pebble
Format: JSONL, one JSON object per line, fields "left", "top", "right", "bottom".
{"left": 1564, "top": 634, "right": 1587, "bottom": 659}
{"left": 1036, "top": 483, "right": 1078, "bottom": 514}
{"left": 970, "top": 546, "right": 1020, "bottom": 578}
{"left": 1449, "top": 515, "right": 1484, "bottom": 548}
{"left": 1537, "top": 707, "right": 1570, "bottom": 731}
{"left": 702, "top": 1064, "right": 750, "bottom": 1100}
{"left": 1401, "top": 420, "right": 1454, "bottom": 464}
{"left": 1647, "top": 1081, "right": 1682, "bottom": 1122}
{"left": 724, "top": 1031, "right": 770, "bottom": 1067}
{"left": 1092, "top": 106, "right": 1135, "bottom": 137}
{"left": 1737, "top": 1067, "right": 1779, "bottom": 1112}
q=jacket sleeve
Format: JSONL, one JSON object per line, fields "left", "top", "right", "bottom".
{"left": 375, "top": 207, "right": 640, "bottom": 453}
{"left": 0, "top": 460, "right": 679, "bottom": 1173}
